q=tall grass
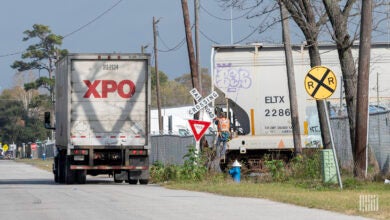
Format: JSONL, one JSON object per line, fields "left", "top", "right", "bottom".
{"left": 150, "top": 145, "right": 207, "bottom": 183}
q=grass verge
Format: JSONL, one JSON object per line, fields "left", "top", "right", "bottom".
{"left": 15, "top": 158, "right": 53, "bottom": 173}
{"left": 164, "top": 178, "right": 390, "bottom": 220}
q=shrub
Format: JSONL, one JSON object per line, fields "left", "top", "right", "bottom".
{"left": 150, "top": 145, "right": 208, "bottom": 183}
{"left": 264, "top": 155, "right": 287, "bottom": 182}
{"left": 289, "top": 149, "right": 321, "bottom": 180}
{"left": 150, "top": 161, "right": 167, "bottom": 183}
{"left": 181, "top": 146, "right": 208, "bottom": 181}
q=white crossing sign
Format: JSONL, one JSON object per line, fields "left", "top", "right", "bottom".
{"left": 188, "top": 88, "right": 219, "bottom": 119}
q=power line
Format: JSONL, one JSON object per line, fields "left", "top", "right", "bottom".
{"left": 233, "top": 26, "right": 260, "bottom": 44}
{"left": 0, "top": 51, "right": 23, "bottom": 58}
{"left": 200, "top": 3, "right": 257, "bottom": 21}
{"left": 198, "top": 12, "right": 271, "bottom": 45}
{"left": 0, "top": 0, "right": 123, "bottom": 58}
{"left": 63, "top": 0, "right": 123, "bottom": 38}
{"left": 234, "top": 11, "right": 273, "bottom": 44}
{"left": 199, "top": 28, "right": 220, "bottom": 44}
{"left": 157, "top": 25, "right": 194, "bottom": 53}
{"left": 157, "top": 26, "right": 186, "bottom": 52}
{"left": 158, "top": 36, "right": 186, "bottom": 52}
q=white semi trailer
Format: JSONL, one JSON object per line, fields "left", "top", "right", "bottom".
{"left": 211, "top": 43, "right": 390, "bottom": 170}
{"left": 45, "top": 53, "right": 151, "bottom": 184}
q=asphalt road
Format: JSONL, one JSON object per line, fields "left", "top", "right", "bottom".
{"left": 0, "top": 160, "right": 370, "bottom": 220}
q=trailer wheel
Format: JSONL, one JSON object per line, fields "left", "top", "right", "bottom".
{"left": 76, "top": 170, "right": 86, "bottom": 184}
{"left": 139, "top": 179, "right": 149, "bottom": 185}
{"left": 54, "top": 173, "right": 59, "bottom": 183}
{"left": 114, "top": 174, "right": 124, "bottom": 183}
{"left": 128, "top": 179, "right": 138, "bottom": 185}
{"left": 114, "top": 179, "right": 123, "bottom": 183}
{"left": 65, "top": 156, "right": 75, "bottom": 184}
{"left": 53, "top": 156, "right": 59, "bottom": 183}
{"left": 58, "top": 151, "right": 66, "bottom": 183}
{"left": 113, "top": 171, "right": 127, "bottom": 183}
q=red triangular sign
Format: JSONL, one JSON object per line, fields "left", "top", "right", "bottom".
{"left": 188, "top": 119, "right": 211, "bottom": 141}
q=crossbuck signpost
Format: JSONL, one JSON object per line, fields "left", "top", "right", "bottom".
{"left": 189, "top": 88, "right": 218, "bottom": 119}
{"left": 188, "top": 88, "right": 219, "bottom": 153}
{"left": 305, "top": 66, "right": 342, "bottom": 189}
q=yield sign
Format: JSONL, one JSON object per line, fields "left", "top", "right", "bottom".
{"left": 188, "top": 119, "right": 211, "bottom": 141}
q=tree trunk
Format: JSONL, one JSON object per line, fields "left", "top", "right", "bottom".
{"left": 282, "top": 0, "right": 333, "bottom": 150}
{"left": 307, "top": 40, "right": 333, "bottom": 150}
{"left": 322, "top": 0, "right": 359, "bottom": 175}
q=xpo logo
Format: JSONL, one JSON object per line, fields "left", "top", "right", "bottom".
{"left": 83, "top": 80, "right": 136, "bottom": 98}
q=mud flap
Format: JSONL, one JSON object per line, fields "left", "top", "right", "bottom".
{"left": 128, "top": 169, "right": 149, "bottom": 180}
{"left": 114, "top": 171, "right": 127, "bottom": 183}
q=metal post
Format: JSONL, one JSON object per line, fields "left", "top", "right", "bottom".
{"left": 324, "top": 100, "right": 343, "bottom": 189}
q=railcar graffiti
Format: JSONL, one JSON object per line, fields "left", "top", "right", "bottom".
{"left": 215, "top": 63, "right": 252, "bottom": 93}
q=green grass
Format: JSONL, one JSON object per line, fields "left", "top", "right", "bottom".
{"left": 164, "top": 178, "right": 390, "bottom": 220}
{"left": 15, "top": 158, "right": 390, "bottom": 219}
{"left": 15, "top": 158, "right": 53, "bottom": 172}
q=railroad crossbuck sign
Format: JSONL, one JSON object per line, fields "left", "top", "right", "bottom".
{"left": 304, "top": 66, "right": 337, "bottom": 100}
{"left": 188, "top": 88, "right": 219, "bottom": 119}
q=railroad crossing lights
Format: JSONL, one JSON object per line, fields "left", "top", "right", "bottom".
{"left": 305, "top": 66, "right": 337, "bottom": 100}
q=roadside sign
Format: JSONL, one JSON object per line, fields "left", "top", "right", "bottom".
{"left": 3, "top": 144, "right": 8, "bottom": 152}
{"left": 188, "top": 88, "right": 218, "bottom": 118}
{"left": 305, "top": 66, "right": 337, "bottom": 100}
{"left": 188, "top": 119, "right": 211, "bottom": 141}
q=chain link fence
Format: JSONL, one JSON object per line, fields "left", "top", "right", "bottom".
{"left": 12, "top": 112, "right": 389, "bottom": 175}
{"left": 331, "top": 111, "right": 390, "bottom": 174}
{"left": 151, "top": 112, "right": 390, "bottom": 175}
{"left": 150, "top": 134, "right": 215, "bottom": 165}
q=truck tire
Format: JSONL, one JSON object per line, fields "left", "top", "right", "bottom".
{"left": 76, "top": 170, "right": 86, "bottom": 184}
{"left": 54, "top": 173, "right": 59, "bottom": 183}
{"left": 128, "top": 171, "right": 140, "bottom": 184}
{"left": 114, "top": 174, "right": 124, "bottom": 183}
{"left": 139, "top": 179, "right": 149, "bottom": 185}
{"left": 53, "top": 156, "right": 59, "bottom": 183}
{"left": 58, "top": 152, "right": 66, "bottom": 183}
{"left": 114, "top": 178, "right": 123, "bottom": 183}
{"left": 65, "top": 156, "right": 75, "bottom": 184}
{"left": 128, "top": 179, "right": 138, "bottom": 185}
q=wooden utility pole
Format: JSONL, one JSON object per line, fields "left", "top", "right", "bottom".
{"left": 281, "top": 0, "right": 332, "bottom": 151}
{"left": 354, "top": 0, "right": 372, "bottom": 178}
{"left": 181, "top": 0, "right": 200, "bottom": 119}
{"left": 194, "top": 0, "right": 202, "bottom": 96}
{"left": 279, "top": 1, "right": 302, "bottom": 156}
{"left": 153, "top": 17, "right": 163, "bottom": 133}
